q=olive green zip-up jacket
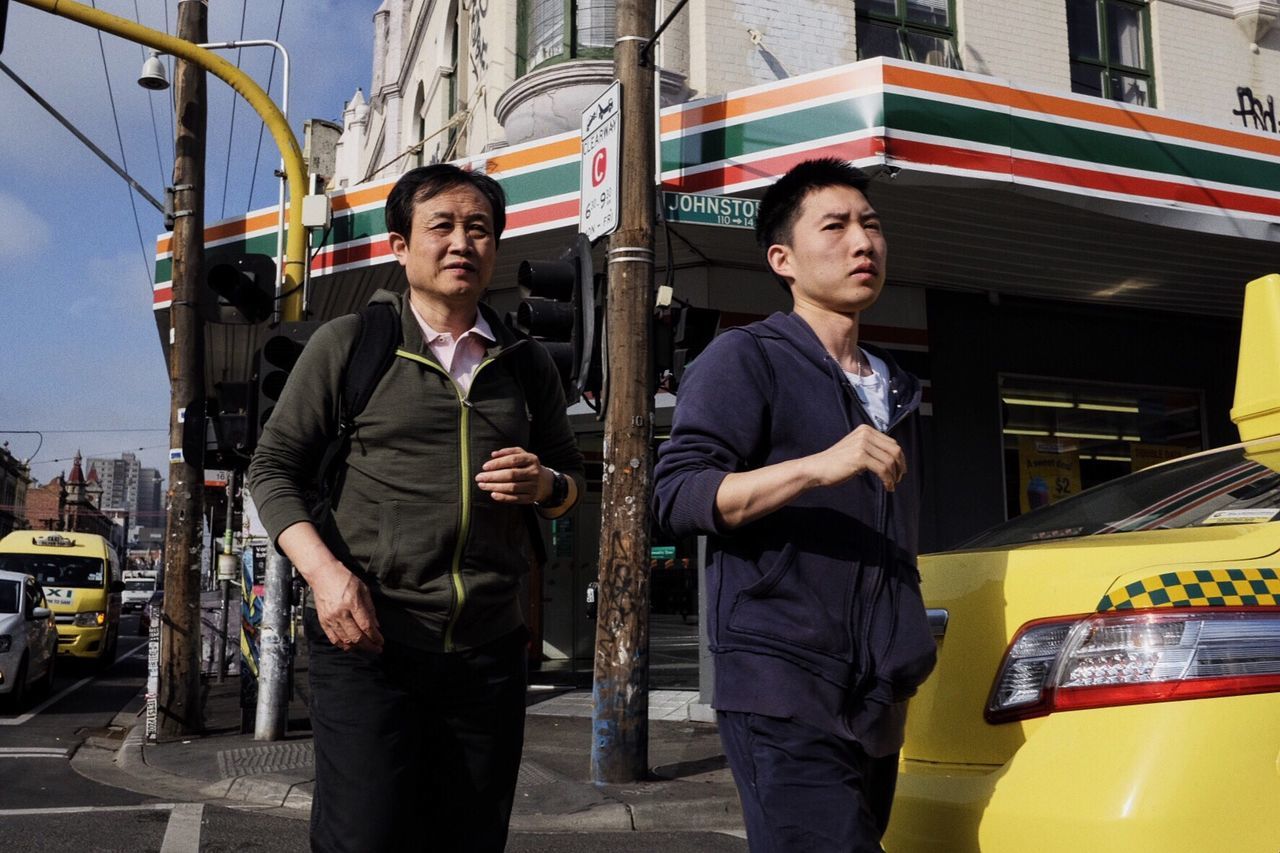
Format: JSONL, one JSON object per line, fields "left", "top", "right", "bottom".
{"left": 248, "top": 290, "right": 585, "bottom": 652}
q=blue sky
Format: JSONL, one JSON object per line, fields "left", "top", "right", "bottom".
{"left": 0, "top": 0, "right": 381, "bottom": 488}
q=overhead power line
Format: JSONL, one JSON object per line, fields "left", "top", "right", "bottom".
{"left": 88, "top": 0, "right": 152, "bottom": 291}
{"left": 247, "top": 0, "right": 286, "bottom": 209}
{"left": 219, "top": 0, "right": 249, "bottom": 219}
{"left": 136, "top": 0, "right": 168, "bottom": 191}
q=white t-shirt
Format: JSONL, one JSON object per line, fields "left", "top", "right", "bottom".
{"left": 844, "top": 348, "right": 891, "bottom": 431}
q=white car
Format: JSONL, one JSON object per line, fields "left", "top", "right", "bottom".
{"left": 0, "top": 569, "right": 57, "bottom": 709}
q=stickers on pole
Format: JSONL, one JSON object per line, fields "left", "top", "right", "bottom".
{"left": 580, "top": 80, "right": 621, "bottom": 242}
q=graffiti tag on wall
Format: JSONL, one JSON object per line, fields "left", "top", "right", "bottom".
{"left": 1233, "top": 86, "right": 1277, "bottom": 133}
{"left": 469, "top": 0, "right": 489, "bottom": 76}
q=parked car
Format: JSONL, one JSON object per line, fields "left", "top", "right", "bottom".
{"left": 886, "top": 276, "right": 1280, "bottom": 851}
{"left": 137, "top": 590, "right": 164, "bottom": 637}
{"left": 0, "top": 570, "right": 58, "bottom": 709}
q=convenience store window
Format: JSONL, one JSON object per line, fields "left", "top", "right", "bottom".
{"left": 855, "top": 0, "right": 961, "bottom": 69}
{"left": 1000, "top": 375, "right": 1204, "bottom": 519}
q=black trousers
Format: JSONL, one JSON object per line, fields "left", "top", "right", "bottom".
{"left": 305, "top": 610, "right": 527, "bottom": 853}
{"left": 718, "top": 711, "right": 899, "bottom": 853}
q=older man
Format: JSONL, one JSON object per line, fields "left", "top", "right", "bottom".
{"left": 249, "top": 163, "right": 584, "bottom": 853}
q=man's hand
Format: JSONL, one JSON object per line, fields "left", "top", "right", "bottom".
{"left": 475, "top": 447, "right": 552, "bottom": 504}
{"left": 815, "top": 424, "right": 907, "bottom": 491}
{"left": 276, "top": 522, "right": 383, "bottom": 653}
{"left": 308, "top": 560, "right": 385, "bottom": 653}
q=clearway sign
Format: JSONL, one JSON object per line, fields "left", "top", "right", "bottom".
{"left": 580, "top": 80, "right": 621, "bottom": 241}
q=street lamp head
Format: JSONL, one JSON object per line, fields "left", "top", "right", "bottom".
{"left": 138, "top": 50, "right": 169, "bottom": 91}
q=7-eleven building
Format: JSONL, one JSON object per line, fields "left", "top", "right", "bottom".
{"left": 154, "top": 58, "right": 1280, "bottom": 674}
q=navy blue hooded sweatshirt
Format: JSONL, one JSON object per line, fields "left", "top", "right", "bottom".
{"left": 652, "top": 311, "right": 937, "bottom": 756}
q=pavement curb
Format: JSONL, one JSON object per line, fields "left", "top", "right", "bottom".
{"left": 510, "top": 802, "right": 634, "bottom": 832}
{"left": 69, "top": 687, "right": 745, "bottom": 835}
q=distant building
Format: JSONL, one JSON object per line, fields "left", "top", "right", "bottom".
{"left": 137, "top": 467, "right": 164, "bottom": 530}
{"left": 87, "top": 452, "right": 141, "bottom": 515}
{"left": 0, "top": 444, "right": 30, "bottom": 537}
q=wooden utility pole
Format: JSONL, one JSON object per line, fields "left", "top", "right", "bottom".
{"left": 159, "top": 0, "right": 207, "bottom": 737}
{"left": 591, "top": 0, "right": 657, "bottom": 784}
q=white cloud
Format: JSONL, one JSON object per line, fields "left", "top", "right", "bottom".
{"left": 0, "top": 193, "right": 52, "bottom": 259}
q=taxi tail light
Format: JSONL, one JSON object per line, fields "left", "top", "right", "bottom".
{"left": 985, "top": 608, "right": 1280, "bottom": 723}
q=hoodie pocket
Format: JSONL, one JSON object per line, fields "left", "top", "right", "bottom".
{"left": 368, "top": 501, "right": 455, "bottom": 593}
{"left": 880, "top": 560, "right": 937, "bottom": 701}
{"left": 726, "top": 543, "right": 854, "bottom": 659}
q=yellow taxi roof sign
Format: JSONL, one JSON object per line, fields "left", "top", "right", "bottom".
{"left": 1231, "top": 274, "right": 1280, "bottom": 442}
{"left": 0, "top": 529, "right": 111, "bottom": 557}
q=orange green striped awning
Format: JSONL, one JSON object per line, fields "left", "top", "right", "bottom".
{"left": 154, "top": 57, "right": 1280, "bottom": 310}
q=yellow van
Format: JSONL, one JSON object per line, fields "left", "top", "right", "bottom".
{"left": 0, "top": 531, "right": 123, "bottom": 666}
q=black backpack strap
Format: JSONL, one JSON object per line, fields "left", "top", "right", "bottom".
{"left": 313, "top": 302, "right": 402, "bottom": 513}
{"left": 341, "top": 302, "right": 402, "bottom": 431}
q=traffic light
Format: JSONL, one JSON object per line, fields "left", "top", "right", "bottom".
{"left": 655, "top": 303, "right": 720, "bottom": 393}
{"left": 512, "top": 234, "right": 599, "bottom": 403}
{"left": 206, "top": 381, "right": 254, "bottom": 469}
{"left": 205, "top": 253, "right": 276, "bottom": 324}
{"left": 255, "top": 322, "right": 320, "bottom": 439}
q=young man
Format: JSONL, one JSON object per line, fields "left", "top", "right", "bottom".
{"left": 249, "top": 164, "right": 584, "bottom": 853}
{"left": 652, "top": 158, "right": 936, "bottom": 851}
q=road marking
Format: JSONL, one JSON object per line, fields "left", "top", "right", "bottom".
{"left": 0, "top": 747, "right": 68, "bottom": 758}
{"left": 0, "top": 803, "right": 178, "bottom": 816}
{"left": 0, "top": 640, "right": 148, "bottom": 726}
{"left": 160, "top": 802, "right": 204, "bottom": 852}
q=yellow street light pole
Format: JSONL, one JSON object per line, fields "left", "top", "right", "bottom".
{"left": 14, "top": 0, "right": 307, "bottom": 321}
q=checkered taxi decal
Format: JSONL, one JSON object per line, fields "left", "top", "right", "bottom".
{"left": 1097, "top": 568, "right": 1280, "bottom": 611}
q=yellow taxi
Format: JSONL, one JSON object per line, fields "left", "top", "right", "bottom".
{"left": 885, "top": 275, "right": 1280, "bottom": 852}
{"left": 0, "top": 530, "right": 123, "bottom": 666}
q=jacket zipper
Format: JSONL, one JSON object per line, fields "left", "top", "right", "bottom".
{"left": 395, "top": 347, "right": 500, "bottom": 652}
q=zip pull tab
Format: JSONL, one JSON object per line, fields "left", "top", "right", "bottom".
{"left": 461, "top": 398, "right": 474, "bottom": 409}
{"left": 524, "top": 401, "right": 533, "bottom": 422}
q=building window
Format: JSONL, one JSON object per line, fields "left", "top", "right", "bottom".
{"left": 520, "top": 0, "right": 615, "bottom": 74}
{"left": 1066, "top": 0, "right": 1153, "bottom": 106}
{"left": 855, "top": 0, "right": 961, "bottom": 69}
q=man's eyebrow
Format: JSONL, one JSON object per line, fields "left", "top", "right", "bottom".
{"left": 421, "top": 210, "right": 492, "bottom": 224}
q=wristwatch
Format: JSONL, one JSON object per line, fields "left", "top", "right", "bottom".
{"left": 535, "top": 468, "right": 569, "bottom": 509}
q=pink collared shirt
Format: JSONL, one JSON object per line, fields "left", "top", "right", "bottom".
{"left": 408, "top": 300, "right": 496, "bottom": 395}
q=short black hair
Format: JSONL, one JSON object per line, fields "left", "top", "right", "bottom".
{"left": 385, "top": 163, "right": 507, "bottom": 245}
{"left": 755, "top": 158, "right": 872, "bottom": 289}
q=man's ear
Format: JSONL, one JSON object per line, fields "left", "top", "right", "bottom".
{"left": 388, "top": 231, "right": 409, "bottom": 266}
{"left": 767, "top": 243, "right": 791, "bottom": 283}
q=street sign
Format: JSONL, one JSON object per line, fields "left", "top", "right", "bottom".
{"left": 662, "top": 192, "right": 759, "bottom": 230}
{"left": 580, "top": 80, "right": 622, "bottom": 241}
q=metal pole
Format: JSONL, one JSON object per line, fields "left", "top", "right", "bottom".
{"left": 215, "top": 474, "right": 234, "bottom": 682}
{"left": 254, "top": 545, "right": 291, "bottom": 740}
{"left": 158, "top": 0, "right": 207, "bottom": 737}
{"left": 591, "top": 0, "right": 657, "bottom": 784}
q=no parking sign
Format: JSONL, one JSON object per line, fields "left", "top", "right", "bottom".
{"left": 580, "top": 80, "right": 621, "bottom": 241}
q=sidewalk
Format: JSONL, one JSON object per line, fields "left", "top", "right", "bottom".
{"left": 70, "top": 657, "right": 743, "bottom": 834}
